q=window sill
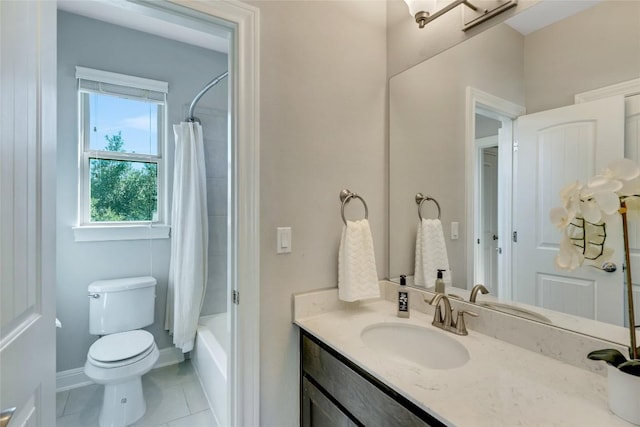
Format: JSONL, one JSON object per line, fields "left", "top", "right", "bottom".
{"left": 73, "top": 224, "right": 170, "bottom": 242}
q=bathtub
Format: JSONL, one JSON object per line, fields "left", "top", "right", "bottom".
{"left": 193, "top": 313, "right": 228, "bottom": 427}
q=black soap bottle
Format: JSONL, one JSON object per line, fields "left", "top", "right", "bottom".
{"left": 435, "top": 269, "right": 446, "bottom": 293}
{"left": 397, "top": 275, "right": 409, "bottom": 318}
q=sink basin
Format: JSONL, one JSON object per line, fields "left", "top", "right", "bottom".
{"left": 478, "top": 302, "right": 552, "bottom": 324}
{"left": 360, "top": 323, "right": 469, "bottom": 370}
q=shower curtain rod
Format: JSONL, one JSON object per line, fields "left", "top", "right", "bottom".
{"left": 186, "top": 70, "right": 229, "bottom": 122}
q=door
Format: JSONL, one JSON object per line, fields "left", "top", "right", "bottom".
{"left": 513, "top": 96, "right": 625, "bottom": 325}
{"left": 481, "top": 147, "right": 499, "bottom": 292}
{"left": 0, "top": 1, "right": 57, "bottom": 426}
{"left": 624, "top": 94, "right": 640, "bottom": 325}
{"left": 301, "top": 377, "right": 358, "bottom": 427}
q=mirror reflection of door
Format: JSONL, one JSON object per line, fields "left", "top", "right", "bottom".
{"left": 482, "top": 147, "right": 499, "bottom": 292}
{"left": 621, "top": 94, "right": 640, "bottom": 326}
{"left": 513, "top": 96, "right": 625, "bottom": 324}
{"left": 475, "top": 112, "right": 504, "bottom": 296}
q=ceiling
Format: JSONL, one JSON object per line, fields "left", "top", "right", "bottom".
{"left": 57, "top": 0, "right": 229, "bottom": 54}
{"left": 505, "top": 0, "right": 602, "bottom": 35}
{"left": 505, "top": 0, "right": 603, "bottom": 36}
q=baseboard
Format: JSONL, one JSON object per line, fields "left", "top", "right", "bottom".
{"left": 56, "top": 367, "right": 93, "bottom": 392}
{"left": 56, "top": 346, "right": 185, "bottom": 392}
{"left": 154, "top": 346, "right": 185, "bottom": 368}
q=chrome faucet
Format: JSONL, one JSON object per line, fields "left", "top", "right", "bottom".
{"left": 469, "top": 284, "right": 489, "bottom": 303}
{"left": 429, "top": 293, "right": 453, "bottom": 329}
{"left": 428, "top": 293, "right": 478, "bottom": 336}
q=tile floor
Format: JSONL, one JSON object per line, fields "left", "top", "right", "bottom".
{"left": 56, "top": 361, "right": 216, "bottom": 427}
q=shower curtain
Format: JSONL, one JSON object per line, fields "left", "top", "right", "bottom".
{"left": 165, "top": 122, "right": 208, "bottom": 353}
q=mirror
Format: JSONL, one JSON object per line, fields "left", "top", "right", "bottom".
{"left": 389, "top": 0, "right": 640, "bottom": 344}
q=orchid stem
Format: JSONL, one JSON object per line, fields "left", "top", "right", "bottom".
{"left": 620, "top": 200, "right": 638, "bottom": 360}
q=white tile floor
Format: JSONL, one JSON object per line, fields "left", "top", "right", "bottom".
{"left": 56, "top": 361, "right": 215, "bottom": 427}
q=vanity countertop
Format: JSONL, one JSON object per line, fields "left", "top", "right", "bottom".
{"left": 294, "top": 295, "right": 631, "bottom": 427}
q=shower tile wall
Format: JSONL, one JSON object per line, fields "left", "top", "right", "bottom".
{"left": 198, "top": 105, "right": 228, "bottom": 316}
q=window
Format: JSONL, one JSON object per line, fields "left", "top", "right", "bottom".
{"left": 76, "top": 67, "right": 168, "bottom": 232}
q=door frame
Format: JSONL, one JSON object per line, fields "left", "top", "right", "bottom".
{"left": 53, "top": 1, "right": 261, "bottom": 426}
{"left": 167, "top": 2, "right": 261, "bottom": 425}
{"left": 465, "top": 87, "right": 525, "bottom": 294}
{"left": 476, "top": 137, "right": 499, "bottom": 293}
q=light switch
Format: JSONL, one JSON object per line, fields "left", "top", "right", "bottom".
{"left": 451, "top": 222, "right": 459, "bottom": 240}
{"left": 277, "top": 227, "right": 292, "bottom": 254}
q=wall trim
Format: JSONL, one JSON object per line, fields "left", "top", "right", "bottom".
{"left": 465, "top": 87, "right": 525, "bottom": 297}
{"left": 154, "top": 346, "right": 186, "bottom": 368}
{"left": 56, "top": 347, "right": 185, "bottom": 392}
{"left": 56, "top": 368, "right": 93, "bottom": 393}
{"left": 173, "top": 2, "right": 261, "bottom": 426}
{"left": 574, "top": 78, "right": 640, "bottom": 103}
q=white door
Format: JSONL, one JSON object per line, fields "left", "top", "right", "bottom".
{"left": 481, "top": 148, "right": 499, "bottom": 293}
{"left": 0, "top": 1, "right": 57, "bottom": 426}
{"left": 513, "top": 96, "right": 625, "bottom": 325}
{"left": 624, "top": 94, "right": 640, "bottom": 324}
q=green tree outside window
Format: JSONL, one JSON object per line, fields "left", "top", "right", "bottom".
{"left": 90, "top": 132, "right": 158, "bottom": 222}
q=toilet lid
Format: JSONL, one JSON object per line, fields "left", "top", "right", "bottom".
{"left": 89, "top": 330, "right": 154, "bottom": 362}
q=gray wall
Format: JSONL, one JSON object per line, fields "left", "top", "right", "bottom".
{"left": 387, "top": 0, "right": 539, "bottom": 77}
{"left": 524, "top": 1, "right": 640, "bottom": 113}
{"left": 56, "top": 11, "right": 227, "bottom": 372}
{"left": 246, "top": 1, "right": 388, "bottom": 425}
{"left": 389, "top": 23, "right": 525, "bottom": 283}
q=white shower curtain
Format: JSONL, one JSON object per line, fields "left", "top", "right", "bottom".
{"left": 165, "top": 122, "right": 208, "bottom": 353}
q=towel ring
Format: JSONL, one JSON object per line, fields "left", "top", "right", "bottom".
{"left": 340, "top": 189, "right": 369, "bottom": 225}
{"left": 415, "top": 193, "right": 441, "bottom": 221}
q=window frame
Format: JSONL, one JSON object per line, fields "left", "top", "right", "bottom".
{"left": 75, "top": 67, "right": 169, "bottom": 232}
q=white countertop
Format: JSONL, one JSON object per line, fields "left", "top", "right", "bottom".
{"left": 294, "top": 297, "right": 631, "bottom": 427}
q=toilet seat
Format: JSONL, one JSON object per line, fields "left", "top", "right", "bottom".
{"left": 88, "top": 330, "right": 155, "bottom": 369}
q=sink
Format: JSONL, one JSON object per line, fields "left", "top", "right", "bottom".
{"left": 478, "top": 302, "right": 552, "bottom": 324}
{"left": 360, "top": 323, "right": 469, "bottom": 370}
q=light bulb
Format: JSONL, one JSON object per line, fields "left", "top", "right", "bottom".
{"left": 403, "top": 0, "right": 437, "bottom": 17}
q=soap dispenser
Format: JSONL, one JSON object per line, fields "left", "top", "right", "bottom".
{"left": 397, "top": 275, "right": 409, "bottom": 318}
{"left": 435, "top": 269, "right": 446, "bottom": 293}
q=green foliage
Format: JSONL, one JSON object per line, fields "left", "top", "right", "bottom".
{"left": 588, "top": 348, "right": 640, "bottom": 377}
{"left": 90, "top": 132, "right": 157, "bottom": 222}
{"left": 587, "top": 349, "right": 628, "bottom": 367}
{"left": 618, "top": 360, "right": 640, "bottom": 376}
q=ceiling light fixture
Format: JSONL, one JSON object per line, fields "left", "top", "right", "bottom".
{"left": 403, "top": 0, "right": 518, "bottom": 30}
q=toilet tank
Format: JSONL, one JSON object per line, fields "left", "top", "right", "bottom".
{"left": 88, "top": 276, "right": 157, "bottom": 335}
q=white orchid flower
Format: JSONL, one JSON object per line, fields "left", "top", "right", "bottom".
{"left": 602, "top": 158, "right": 640, "bottom": 181}
{"left": 579, "top": 190, "right": 620, "bottom": 224}
{"left": 550, "top": 159, "right": 640, "bottom": 272}
{"left": 556, "top": 231, "right": 584, "bottom": 271}
{"left": 619, "top": 176, "right": 640, "bottom": 197}
{"left": 550, "top": 206, "right": 574, "bottom": 229}
{"left": 623, "top": 196, "right": 640, "bottom": 221}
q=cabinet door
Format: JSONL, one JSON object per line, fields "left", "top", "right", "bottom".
{"left": 302, "top": 377, "right": 359, "bottom": 427}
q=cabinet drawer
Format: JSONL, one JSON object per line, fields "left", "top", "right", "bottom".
{"left": 301, "top": 332, "right": 443, "bottom": 427}
{"left": 302, "top": 376, "right": 359, "bottom": 427}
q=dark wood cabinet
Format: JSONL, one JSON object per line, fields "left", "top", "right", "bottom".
{"left": 302, "top": 377, "right": 359, "bottom": 427}
{"left": 300, "top": 331, "right": 445, "bottom": 427}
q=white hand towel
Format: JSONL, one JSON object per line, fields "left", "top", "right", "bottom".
{"left": 338, "top": 219, "right": 380, "bottom": 302}
{"left": 414, "top": 218, "right": 451, "bottom": 287}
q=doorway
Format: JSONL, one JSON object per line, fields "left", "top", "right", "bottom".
{"left": 0, "top": 1, "right": 259, "bottom": 425}
{"left": 474, "top": 114, "right": 501, "bottom": 295}
{"left": 466, "top": 87, "right": 524, "bottom": 299}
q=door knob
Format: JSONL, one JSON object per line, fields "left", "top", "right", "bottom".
{"left": 601, "top": 262, "right": 617, "bottom": 272}
{"left": 1, "top": 407, "right": 16, "bottom": 427}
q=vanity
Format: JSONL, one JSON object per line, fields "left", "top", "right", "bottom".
{"left": 299, "top": 1, "right": 640, "bottom": 425}
{"left": 294, "top": 283, "right": 633, "bottom": 426}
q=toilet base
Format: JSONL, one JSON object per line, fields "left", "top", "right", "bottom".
{"left": 99, "top": 377, "right": 146, "bottom": 427}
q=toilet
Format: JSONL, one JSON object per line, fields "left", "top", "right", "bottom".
{"left": 84, "top": 276, "right": 160, "bottom": 427}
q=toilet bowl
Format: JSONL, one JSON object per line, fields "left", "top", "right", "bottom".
{"left": 85, "top": 276, "right": 159, "bottom": 427}
{"left": 84, "top": 330, "right": 159, "bottom": 427}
